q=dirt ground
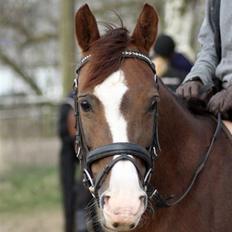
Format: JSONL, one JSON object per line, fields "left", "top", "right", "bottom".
{"left": 0, "top": 209, "right": 63, "bottom": 232}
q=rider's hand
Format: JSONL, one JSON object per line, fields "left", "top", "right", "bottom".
{"left": 208, "top": 84, "right": 232, "bottom": 116}
{"left": 176, "top": 79, "right": 204, "bottom": 98}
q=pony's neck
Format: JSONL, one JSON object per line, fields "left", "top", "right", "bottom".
{"left": 153, "top": 81, "right": 214, "bottom": 197}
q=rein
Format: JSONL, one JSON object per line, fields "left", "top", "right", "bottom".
{"left": 73, "top": 50, "right": 222, "bottom": 209}
{"left": 151, "top": 113, "right": 222, "bottom": 208}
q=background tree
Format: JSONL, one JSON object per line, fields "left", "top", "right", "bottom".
{"left": 163, "top": 0, "right": 205, "bottom": 59}
{"left": 0, "top": 0, "right": 205, "bottom": 97}
{"left": 59, "top": 0, "right": 76, "bottom": 96}
{"left": 0, "top": 0, "right": 58, "bottom": 95}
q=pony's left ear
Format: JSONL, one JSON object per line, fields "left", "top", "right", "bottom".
{"left": 131, "top": 4, "right": 159, "bottom": 53}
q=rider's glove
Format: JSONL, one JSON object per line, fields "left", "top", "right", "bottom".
{"left": 208, "top": 84, "right": 232, "bottom": 117}
{"left": 176, "top": 79, "right": 204, "bottom": 98}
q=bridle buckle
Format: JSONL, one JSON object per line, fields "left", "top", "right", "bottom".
{"left": 153, "top": 147, "right": 158, "bottom": 158}
{"left": 76, "top": 146, "right": 81, "bottom": 159}
{"left": 83, "top": 169, "right": 96, "bottom": 198}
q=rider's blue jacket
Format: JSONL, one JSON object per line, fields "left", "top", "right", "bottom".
{"left": 184, "top": 0, "right": 232, "bottom": 88}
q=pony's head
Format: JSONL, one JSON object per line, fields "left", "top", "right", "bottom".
{"left": 75, "top": 4, "right": 159, "bottom": 231}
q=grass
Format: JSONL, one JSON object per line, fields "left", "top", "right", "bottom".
{"left": 0, "top": 165, "right": 62, "bottom": 214}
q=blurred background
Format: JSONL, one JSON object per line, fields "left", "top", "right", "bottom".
{"left": 0, "top": 0, "right": 205, "bottom": 231}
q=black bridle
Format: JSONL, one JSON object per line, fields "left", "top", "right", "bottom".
{"left": 73, "top": 50, "right": 222, "bottom": 209}
{"left": 73, "top": 51, "right": 160, "bottom": 200}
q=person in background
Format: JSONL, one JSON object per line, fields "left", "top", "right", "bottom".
{"left": 152, "top": 34, "right": 193, "bottom": 91}
{"left": 58, "top": 93, "right": 91, "bottom": 232}
{"left": 176, "top": 0, "right": 232, "bottom": 119}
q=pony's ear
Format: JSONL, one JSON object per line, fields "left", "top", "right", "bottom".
{"left": 75, "top": 4, "right": 100, "bottom": 52}
{"left": 131, "top": 4, "right": 159, "bottom": 53}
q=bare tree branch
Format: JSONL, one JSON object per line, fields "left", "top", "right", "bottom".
{"left": 20, "top": 32, "right": 57, "bottom": 48}
{"left": 0, "top": 18, "right": 31, "bottom": 38}
{"left": 0, "top": 48, "right": 42, "bottom": 95}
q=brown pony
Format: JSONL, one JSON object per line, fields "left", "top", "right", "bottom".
{"left": 74, "top": 3, "right": 232, "bottom": 232}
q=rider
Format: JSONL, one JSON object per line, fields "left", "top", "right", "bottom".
{"left": 176, "top": 0, "right": 232, "bottom": 120}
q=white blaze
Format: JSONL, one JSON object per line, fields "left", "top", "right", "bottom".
{"left": 94, "top": 70, "right": 143, "bottom": 201}
{"left": 94, "top": 70, "right": 128, "bottom": 143}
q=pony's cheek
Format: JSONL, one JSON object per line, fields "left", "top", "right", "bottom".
{"left": 91, "top": 157, "right": 113, "bottom": 178}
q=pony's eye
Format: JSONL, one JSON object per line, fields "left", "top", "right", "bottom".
{"left": 80, "top": 100, "right": 92, "bottom": 112}
{"left": 148, "top": 99, "right": 157, "bottom": 112}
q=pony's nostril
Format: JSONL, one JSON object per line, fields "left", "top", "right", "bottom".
{"left": 100, "top": 194, "right": 111, "bottom": 207}
{"left": 104, "top": 195, "right": 111, "bottom": 204}
{"left": 139, "top": 195, "right": 148, "bottom": 206}
{"left": 112, "top": 222, "right": 119, "bottom": 228}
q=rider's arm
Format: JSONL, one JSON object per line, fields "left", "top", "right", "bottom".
{"left": 183, "top": 0, "right": 218, "bottom": 86}
{"left": 216, "top": 1, "right": 232, "bottom": 89}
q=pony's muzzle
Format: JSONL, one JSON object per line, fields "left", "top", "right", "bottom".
{"left": 100, "top": 192, "right": 147, "bottom": 231}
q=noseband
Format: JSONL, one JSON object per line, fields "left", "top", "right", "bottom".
{"left": 73, "top": 51, "right": 160, "bottom": 200}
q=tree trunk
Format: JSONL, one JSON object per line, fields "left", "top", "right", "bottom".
{"left": 163, "top": 0, "right": 204, "bottom": 59}
{"left": 59, "top": 0, "right": 76, "bottom": 96}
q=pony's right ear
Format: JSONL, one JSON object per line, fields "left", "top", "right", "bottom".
{"left": 75, "top": 4, "right": 100, "bottom": 52}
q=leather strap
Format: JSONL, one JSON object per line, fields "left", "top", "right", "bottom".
{"left": 87, "top": 142, "right": 153, "bottom": 171}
